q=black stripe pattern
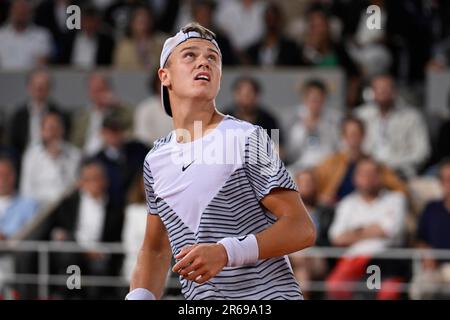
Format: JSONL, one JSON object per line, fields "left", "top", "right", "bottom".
{"left": 143, "top": 123, "right": 303, "bottom": 300}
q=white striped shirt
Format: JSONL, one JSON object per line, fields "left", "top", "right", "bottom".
{"left": 143, "top": 115, "right": 303, "bottom": 300}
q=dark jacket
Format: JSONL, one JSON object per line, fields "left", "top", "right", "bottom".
{"left": 58, "top": 31, "right": 115, "bottom": 66}
{"left": 246, "top": 36, "right": 301, "bottom": 66}
{"left": 9, "top": 102, "right": 69, "bottom": 157}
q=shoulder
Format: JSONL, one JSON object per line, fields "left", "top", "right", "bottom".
{"left": 337, "top": 193, "right": 360, "bottom": 210}
{"left": 354, "top": 104, "right": 377, "bottom": 119}
{"left": 144, "top": 131, "right": 174, "bottom": 162}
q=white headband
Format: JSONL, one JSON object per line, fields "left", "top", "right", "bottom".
{"left": 159, "top": 29, "right": 221, "bottom": 68}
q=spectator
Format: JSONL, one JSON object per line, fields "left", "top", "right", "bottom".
{"left": 58, "top": 5, "right": 115, "bottom": 68}
{"left": 326, "top": 157, "right": 407, "bottom": 300}
{"left": 133, "top": 71, "right": 172, "bottom": 146}
{"left": 0, "top": 0, "right": 52, "bottom": 70}
{"left": 70, "top": 72, "right": 133, "bottom": 156}
{"left": 289, "top": 169, "right": 333, "bottom": 299}
{"left": 9, "top": 69, "right": 69, "bottom": 159}
{"left": 427, "top": 91, "right": 450, "bottom": 170}
{"left": 121, "top": 176, "right": 147, "bottom": 282}
{"left": 286, "top": 79, "right": 341, "bottom": 170}
{"left": 355, "top": 74, "right": 430, "bottom": 178}
{"left": 215, "top": 0, "right": 266, "bottom": 59}
{"left": 191, "top": 0, "right": 237, "bottom": 66}
{"left": 410, "top": 158, "right": 450, "bottom": 299}
{"left": 94, "top": 110, "right": 148, "bottom": 211}
{"left": 104, "top": 0, "right": 146, "bottom": 38}
{"left": 20, "top": 112, "right": 81, "bottom": 208}
{"left": 314, "top": 116, "right": 406, "bottom": 206}
{"left": 0, "top": 155, "right": 39, "bottom": 240}
{"left": 224, "top": 76, "right": 284, "bottom": 153}
{"left": 298, "top": 6, "right": 360, "bottom": 107}
{"left": 0, "top": 155, "right": 39, "bottom": 297}
{"left": 346, "top": 0, "right": 392, "bottom": 80}
{"left": 34, "top": 0, "right": 75, "bottom": 62}
{"left": 50, "top": 159, "right": 124, "bottom": 299}
{"left": 246, "top": 2, "right": 301, "bottom": 67}
{"left": 113, "top": 4, "right": 165, "bottom": 71}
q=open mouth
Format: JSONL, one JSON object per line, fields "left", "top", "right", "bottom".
{"left": 194, "top": 73, "right": 210, "bottom": 82}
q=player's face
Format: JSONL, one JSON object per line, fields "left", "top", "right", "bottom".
{"left": 161, "top": 39, "right": 222, "bottom": 103}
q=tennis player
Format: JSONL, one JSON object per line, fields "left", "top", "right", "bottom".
{"left": 126, "top": 22, "right": 316, "bottom": 300}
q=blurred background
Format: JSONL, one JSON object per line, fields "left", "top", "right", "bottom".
{"left": 0, "top": 0, "right": 450, "bottom": 300}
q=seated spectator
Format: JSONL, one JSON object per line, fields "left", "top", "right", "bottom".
{"left": 346, "top": 0, "right": 392, "bottom": 80}
{"left": 190, "top": 0, "right": 237, "bottom": 66}
{"left": 0, "top": 0, "right": 52, "bottom": 70}
{"left": 246, "top": 2, "right": 300, "bottom": 67}
{"left": 133, "top": 71, "right": 172, "bottom": 146}
{"left": 94, "top": 111, "right": 148, "bottom": 211}
{"left": 71, "top": 72, "right": 133, "bottom": 156}
{"left": 113, "top": 4, "right": 165, "bottom": 71}
{"left": 298, "top": 6, "right": 360, "bottom": 107}
{"left": 34, "top": 0, "right": 74, "bottom": 61}
{"left": 58, "top": 5, "right": 115, "bottom": 68}
{"left": 355, "top": 74, "right": 430, "bottom": 178}
{"left": 410, "top": 158, "right": 450, "bottom": 299}
{"left": 286, "top": 79, "right": 341, "bottom": 170}
{"left": 50, "top": 159, "right": 124, "bottom": 299}
{"left": 215, "top": 0, "right": 266, "bottom": 60}
{"left": 121, "top": 176, "right": 147, "bottom": 282}
{"left": 224, "top": 76, "right": 284, "bottom": 154}
{"left": 0, "top": 155, "right": 39, "bottom": 240}
{"left": 289, "top": 169, "right": 333, "bottom": 299}
{"left": 9, "top": 69, "right": 69, "bottom": 160}
{"left": 427, "top": 91, "right": 450, "bottom": 171}
{"left": 326, "top": 157, "right": 407, "bottom": 300}
{"left": 104, "top": 0, "right": 146, "bottom": 38}
{"left": 20, "top": 112, "right": 81, "bottom": 208}
{"left": 314, "top": 116, "right": 406, "bottom": 206}
{"left": 0, "top": 155, "right": 39, "bottom": 298}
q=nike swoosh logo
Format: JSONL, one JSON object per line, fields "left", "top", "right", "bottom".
{"left": 182, "top": 160, "right": 195, "bottom": 172}
{"left": 237, "top": 236, "right": 247, "bottom": 242}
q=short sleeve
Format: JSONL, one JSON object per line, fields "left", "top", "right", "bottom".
{"left": 143, "top": 159, "right": 158, "bottom": 215}
{"left": 243, "top": 126, "right": 297, "bottom": 201}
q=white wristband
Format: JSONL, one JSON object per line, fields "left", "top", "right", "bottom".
{"left": 218, "top": 234, "right": 259, "bottom": 267}
{"left": 125, "top": 288, "right": 156, "bottom": 300}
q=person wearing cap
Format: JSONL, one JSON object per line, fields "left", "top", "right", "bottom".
{"left": 127, "top": 22, "right": 316, "bottom": 300}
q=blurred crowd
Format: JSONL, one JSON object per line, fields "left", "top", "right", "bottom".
{"left": 0, "top": 0, "right": 450, "bottom": 300}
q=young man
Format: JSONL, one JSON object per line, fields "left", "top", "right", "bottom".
{"left": 127, "top": 23, "right": 316, "bottom": 300}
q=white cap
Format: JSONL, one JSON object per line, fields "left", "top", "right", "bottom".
{"left": 159, "top": 25, "right": 222, "bottom": 117}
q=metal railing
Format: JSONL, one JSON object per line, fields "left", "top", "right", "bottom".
{"left": 1, "top": 240, "right": 450, "bottom": 299}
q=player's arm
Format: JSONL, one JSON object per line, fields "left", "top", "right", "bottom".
{"left": 128, "top": 213, "right": 172, "bottom": 300}
{"left": 256, "top": 188, "right": 316, "bottom": 259}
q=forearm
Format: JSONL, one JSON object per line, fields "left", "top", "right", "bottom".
{"left": 256, "top": 213, "right": 316, "bottom": 260}
{"left": 130, "top": 246, "right": 172, "bottom": 299}
{"left": 333, "top": 224, "right": 387, "bottom": 246}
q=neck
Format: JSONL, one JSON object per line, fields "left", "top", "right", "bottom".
{"left": 360, "top": 190, "right": 379, "bottom": 202}
{"left": 171, "top": 98, "right": 222, "bottom": 142}
{"left": 346, "top": 147, "right": 363, "bottom": 161}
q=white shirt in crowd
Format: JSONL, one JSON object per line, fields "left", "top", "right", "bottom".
{"left": 20, "top": 142, "right": 81, "bottom": 208}
{"left": 133, "top": 96, "right": 173, "bottom": 146}
{"left": 28, "top": 102, "right": 50, "bottom": 148}
{"left": 84, "top": 109, "right": 104, "bottom": 156}
{"left": 355, "top": 102, "right": 430, "bottom": 177}
{"left": 215, "top": 0, "right": 266, "bottom": 50}
{"left": 287, "top": 105, "right": 341, "bottom": 169}
{"left": 329, "top": 190, "right": 407, "bottom": 257}
{"left": 0, "top": 196, "right": 12, "bottom": 222}
{"left": 121, "top": 203, "right": 147, "bottom": 281}
{"left": 0, "top": 24, "right": 52, "bottom": 70}
{"left": 75, "top": 192, "right": 107, "bottom": 246}
{"left": 71, "top": 33, "right": 98, "bottom": 69}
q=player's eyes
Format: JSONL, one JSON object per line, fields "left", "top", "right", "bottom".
{"left": 184, "top": 52, "right": 195, "bottom": 59}
{"left": 208, "top": 55, "right": 217, "bottom": 61}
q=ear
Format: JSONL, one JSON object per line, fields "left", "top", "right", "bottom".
{"left": 158, "top": 68, "right": 171, "bottom": 87}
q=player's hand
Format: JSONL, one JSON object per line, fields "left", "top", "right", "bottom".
{"left": 172, "top": 243, "right": 228, "bottom": 284}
